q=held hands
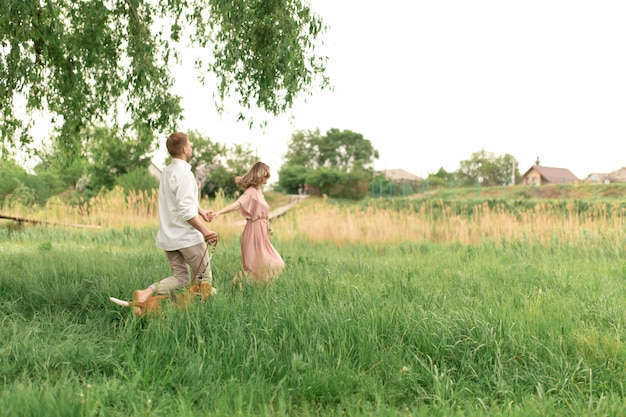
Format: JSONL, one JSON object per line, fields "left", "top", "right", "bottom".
{"left": 199, "top": 207, "right": 218, "bottom": 242}
{"left": 199, "top": 208, "right": 214, "bottom": 222}
{"left": 209, "top": 202, "right": 239, "bottom": 221}
{"left": 199, "top": 207, "right": 223, "bottom": 222}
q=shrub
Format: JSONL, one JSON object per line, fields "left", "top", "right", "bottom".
{"left": 278, "top": 164, "right": 311, "bottom": 194}
{"left": 115, "top": 167, "right": 158, "bottom": 194}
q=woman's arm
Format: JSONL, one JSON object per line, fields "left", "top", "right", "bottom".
{"left": 212, "top": 201, "right": 242, "bottom": 219}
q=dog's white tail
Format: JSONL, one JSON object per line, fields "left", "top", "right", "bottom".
{"left": 109, "top": 297, "right": 130, "bottom": 307}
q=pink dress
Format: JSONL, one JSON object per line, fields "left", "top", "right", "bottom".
{"left": 236, "top": 187, "right": 285, "bottom": 281}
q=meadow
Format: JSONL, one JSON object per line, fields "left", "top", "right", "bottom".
{"left": 1, "top": 189, "right": 625, "bottom": 416}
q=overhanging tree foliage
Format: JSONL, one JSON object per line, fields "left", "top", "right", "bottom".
{"left": 0, "top": 0, "right": 329, "bottom": 156}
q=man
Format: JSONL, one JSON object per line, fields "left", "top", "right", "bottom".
{"left": 134, "top": 132, "right": 218, "bottom": 305}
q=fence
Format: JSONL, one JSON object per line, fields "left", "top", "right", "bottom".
{"left": 371, "top": 179, "right": 609, "bottom": 200}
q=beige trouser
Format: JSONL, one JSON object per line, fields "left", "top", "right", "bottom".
{"left": 153, "top": 242, "right": 210, "bottom": 295}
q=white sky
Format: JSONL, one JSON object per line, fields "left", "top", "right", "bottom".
{"left": 166, "top": 1, "right": 626, "bottom": 179}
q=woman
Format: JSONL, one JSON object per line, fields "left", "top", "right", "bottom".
{"left": 213, "top": 162, "right": 284, "bottom": 285}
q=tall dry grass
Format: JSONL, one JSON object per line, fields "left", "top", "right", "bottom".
{"left": 4, "top": 191, "right": 625, "bottom": 248}
{"left": 274, "top": 199, "right": 626, "bottom": 247}
{"left": 1, "top": 187, "right": 249, "bottom": 241}
{"left": 1, "top": 187, "right": 159, "bottom": 229}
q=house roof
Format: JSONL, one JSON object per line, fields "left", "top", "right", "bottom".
{"left": 585, "top": 173, "right": 609, "bottom": 182}
{"left": 523, "top": 165, "right": 578, "bottom": 183}
{"left": 148, "top": 161, "right": 162, "bottom": 180}
{"left": 379, "top": 168, "right": 421, "bottom": 182}
{"left": 149, "top": 160, "right": 162, "bottom": 172}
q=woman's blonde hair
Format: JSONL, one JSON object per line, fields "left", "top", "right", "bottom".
{"left": 236, "top": 161, "right": 270, "bottom": 189}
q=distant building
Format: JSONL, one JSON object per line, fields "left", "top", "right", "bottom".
{"left": 584, "top": 167, "right": 626, "bottom": 184}
{"left": 522, "top": 165, "right": 578, "bottom": 185}
{"left": 607, "top": 167, "right": 626, "bottom": 183}
{"left": 584, "top": 173, "right": 610, "bottom": 184}
{"left": 379, "top": 168, "right": 422, "bottom": 182}
{"left": 148, "top": 161, "right": 162, "bottom": 181}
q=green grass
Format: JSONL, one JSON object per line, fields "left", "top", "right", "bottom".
{"left": 1, "top": 224, "right": 625, "bottom": 416}
{"left": 412, "top": 181, "right": 626, "bottom": 201}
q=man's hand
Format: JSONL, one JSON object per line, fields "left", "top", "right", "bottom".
{"left": 203, "top": 230, "right": 218, "bottom": 244}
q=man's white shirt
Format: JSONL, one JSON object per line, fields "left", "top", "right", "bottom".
{"left": 155, "top": 158, "right": 203, "bottom": 251}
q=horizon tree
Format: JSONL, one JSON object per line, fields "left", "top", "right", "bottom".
{"left": 457, "top": 149, "right": 519, "bottom": 186}
{"left": 279, "top": 128, "right": 379, "bottom": 198}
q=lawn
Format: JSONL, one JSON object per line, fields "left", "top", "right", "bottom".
{"left": 1, "top": 195, "right": 625, "bottom": 416}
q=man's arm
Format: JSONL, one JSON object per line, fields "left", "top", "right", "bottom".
{"left": 188, "top": 216, "right": 218, "bottom": 243}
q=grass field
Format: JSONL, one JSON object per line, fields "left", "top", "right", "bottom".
{"left": 1, "top": 192, "right": 625, "bottom": 416}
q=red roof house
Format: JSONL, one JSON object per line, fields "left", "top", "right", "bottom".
{"left": 522, "top": 165, "right": 578, "bottom": 185}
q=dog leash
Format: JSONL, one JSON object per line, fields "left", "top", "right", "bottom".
{"left": 189, "top": 238, "right": 218, "bottom": 288}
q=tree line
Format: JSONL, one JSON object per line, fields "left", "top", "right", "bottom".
{"left": 0, "top": 127, "right": 260, "bottom": 207}
{"left": 0, "top": 122, "right": 526, "bottom": 208}
{"left": 0, "top": 126, "right": 380, "bottom": 206}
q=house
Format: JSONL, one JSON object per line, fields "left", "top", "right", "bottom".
{"left": 379, "top": 168, "right": 422, "bottom": 182}
{"left": 522, "top": 165, "right": 578, "bottom": 185}
{"left": 148, "top": 161, "right": 162, "bottom": 181}
{"left": 585, "top": 167, "right": 626, "bottom": 184}
{"left": 584, "top": 173, "right": 610, "bottom": 184}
